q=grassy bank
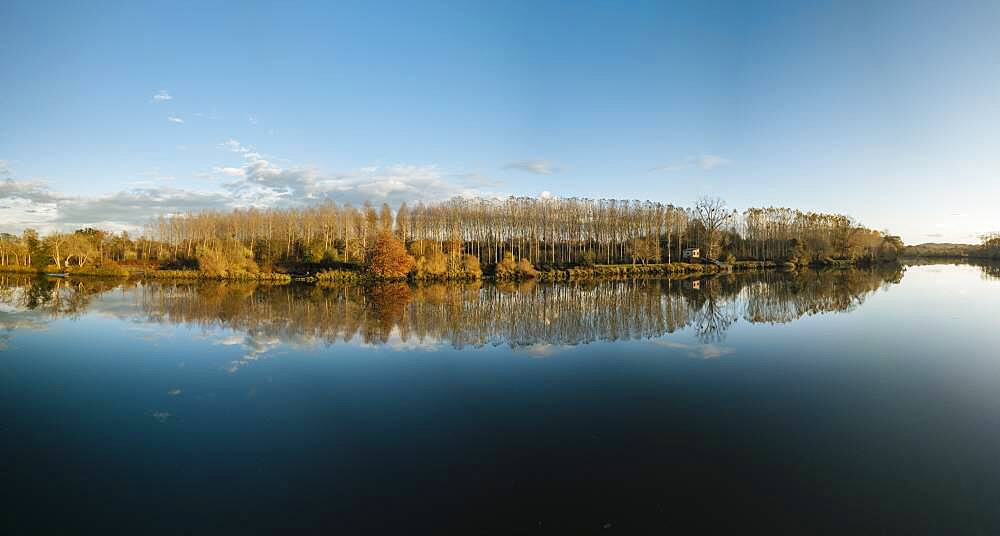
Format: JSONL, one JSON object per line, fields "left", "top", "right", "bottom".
{"left": 0, "top": 265, "right": 43, "bottom": 274}
{"left": 537, "top": 262, "right": 723, "bottom": 281}
{"left": 139, "top": 269, "right": 293, "bottom": 282}
{"left": 316, "top": 270, "right": 366, "bottom": 283}
{"left": 0, "top": 264, "right": 131, "bottom": 277}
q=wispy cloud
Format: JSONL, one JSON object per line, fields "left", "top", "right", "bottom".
{"left": 0, "top": 160, "right": 9, "bottom": 179}
{"left": 167, "top": 116, "right": 184, "bottom": 124}
{"left": 248, "top": 114, "right": 258, "bottom": 125}
{"left": 151, "top": 90, "right": 173, "bottom": 103}
{"left": 651, "top": 154, "right": 729, "bottom": 173}
{"left": 453, "top": 172, "right": 503, "bottom": 188}
{"left": 504, "top": 159, "right": 559, "bottom": 175}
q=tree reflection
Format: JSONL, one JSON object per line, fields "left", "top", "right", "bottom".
{"left": 365, "top": 283, "right": 413, "bottom": 343}
{"left": 979, "top": 262, "right": 1000, "bottom": 281}
{"left": 0, "top": 274, "right": 126, "bottom": 317}
{"left": 0, "top": 266, "right": 904, "bottom": 351}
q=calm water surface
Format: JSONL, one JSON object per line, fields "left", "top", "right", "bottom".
{"left": 2, "top": 263, "right": 1000, "bottom": 533}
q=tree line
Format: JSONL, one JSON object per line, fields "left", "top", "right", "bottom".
{"left": 0, "top": 196, "right": 904, "bottom": 277}
{"left": 902, "top": 233, "right": 1000, "bottom": 260}
{"left": 977, "top": 233, "right": 1000, "bottom": 259}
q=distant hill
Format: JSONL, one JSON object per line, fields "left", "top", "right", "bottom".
{"left": 903, "top": 243, "right": 977, "bottom": 258}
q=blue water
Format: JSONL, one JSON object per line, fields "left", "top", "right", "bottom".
{"left": 2, "top": 263, "right": 999, "bottom": 533}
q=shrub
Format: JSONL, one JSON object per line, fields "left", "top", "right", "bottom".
{"left": 495, "top": 252, "right": 518, "bottom": 279}
{"left": 461, "top": 254, "right": 482, "bottom": 279}
{"left": 195, "top": 243, "right": 259, "bottom": 278}
{"left": 66, "top": 259, "right": 129, "bottom": 277}
{"left": 516, "top": 258, "right": 539, "bottom": 279}
{"left": 366, "top": 231, "right": 415, "bottom": 279}
{"left": 495, "top": 252, "right": 539, "bottom": 280}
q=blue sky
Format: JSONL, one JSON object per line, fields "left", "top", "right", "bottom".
{"left": 1, "top": 0, "right": 998, "bottom": 243}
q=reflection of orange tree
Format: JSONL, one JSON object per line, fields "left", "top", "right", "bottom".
{"left": 363, "top": 283, "right": 413, "bottom": 343}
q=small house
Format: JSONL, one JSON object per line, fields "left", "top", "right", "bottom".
{"left": 682, "top": 247, "right": 700, "bottom": 260}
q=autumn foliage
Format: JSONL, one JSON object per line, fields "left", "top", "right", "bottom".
{"left": 367, "top": 232, "right": 415, "bottom": 279}
{"left": 495, "top": 251, "right": 539, "bottom": 280}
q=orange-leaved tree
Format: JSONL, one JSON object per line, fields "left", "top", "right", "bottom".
{"left": 367, "top": 231, "right": 415, "bottom": 279}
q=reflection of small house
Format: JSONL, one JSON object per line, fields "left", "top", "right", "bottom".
{"left": 682, "top": 248, "right": 700, "bottom": 260}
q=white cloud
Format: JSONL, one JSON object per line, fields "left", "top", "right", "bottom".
{"left": 0, "top": 195, "right": 59, "bottom": 228}
{"left": 0, "top": 160, "right": 9, "bottom": 179}
{"left": 221, "top": 139, "right": 251, "bottom": 154}
{"left": 167, "top": 116, "right": 184, "bottom": 124}
{"left": 151, "top": 90, "right": 173, "bottom": 103}
{"left": 0, "top": 141, "right": 504, "bottom": 233}
{"left": 0, "top": 178, "right": 61, "bottom": 204}
{"left": 504, "top": 159, "right": 558, "bottom": 175}
{"left": 0, "top": 177, "right": 233, "bottom": 233}
{"left": 539, "top": 191, "right": 554, "bottom": 200}
{"left": 214, "top": 166, "right": 245, "bottom": 178}
{"left": 248, "top": 114, "right": 258, "bottom": 125}
{"left": 651, "top": 154, "right": 729, "bottom": 173}
{"left": 218, "top": 139, "right": 500, "bottom": 207}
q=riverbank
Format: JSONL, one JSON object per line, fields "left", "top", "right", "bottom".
{"left": 537, "top": 262, "right": 728, "bottom": 281}
{"left": 0, "top": 258, "right": 896, "bottom": 283}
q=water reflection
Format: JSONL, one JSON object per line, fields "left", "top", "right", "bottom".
{"left": 980, "top": 263, "right": 1000, "bottom": 281}
{"left": 0, "top": 265, "right": 911, "bottom": 354}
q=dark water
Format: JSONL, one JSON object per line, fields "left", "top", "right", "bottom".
{"left": 2, "top": 262, "right": 1000, "bottom": 533}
